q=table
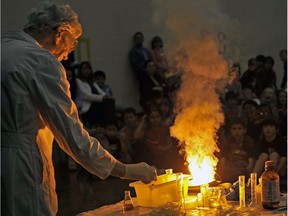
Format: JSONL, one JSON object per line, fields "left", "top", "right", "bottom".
{"left": 78, "top": 194, "right": 287, "bottom": 216}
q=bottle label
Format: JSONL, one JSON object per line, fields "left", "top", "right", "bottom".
{"left": 261, "top": 180, "right": 280, "bottom": 202}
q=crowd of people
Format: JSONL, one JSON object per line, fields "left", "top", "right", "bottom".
{"left": 62, "top": 30, "right": 287, "bottom": 184}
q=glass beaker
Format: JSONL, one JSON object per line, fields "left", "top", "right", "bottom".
{"left": 123, "top": 190, "right": 134, "bottom": 211}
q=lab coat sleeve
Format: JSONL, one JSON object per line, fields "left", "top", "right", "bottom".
{"left": 76, "top": 78, "right": 104, "bottom": 102}
{"left": 28, "top": 57, "right": 116, "bottom": 179}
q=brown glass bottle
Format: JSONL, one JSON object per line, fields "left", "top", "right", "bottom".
{"left": 261, "top": 161, "right": 280, "bottom": 210}
{"left": 123, "top": 190, "right": 134, "bottom": 211}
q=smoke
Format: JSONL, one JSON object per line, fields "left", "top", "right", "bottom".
{"left": 151, "top": 0, "right": 241, "bottom": 181}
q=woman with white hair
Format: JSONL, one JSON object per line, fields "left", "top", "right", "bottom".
{"left": 1, "top": 2, "right": 157, "bottom": 215}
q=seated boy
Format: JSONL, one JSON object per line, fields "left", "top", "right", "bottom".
{"left": 217, "top": 117, "right": 257, "bottom": 183}
{"left": 252, "top": 116, "right": 287, "bottom": 178}
{"left": 93, "top": 70, "right": 113, "bottom": 96}
{"left": 119, "top": 107, "right": 140, "bottom": 161}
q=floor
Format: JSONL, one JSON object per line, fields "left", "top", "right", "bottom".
{"left": 53, "top": 145, "right": 136, "bottom": 216}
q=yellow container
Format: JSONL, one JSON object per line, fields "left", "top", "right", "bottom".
{"left": 129, "top": 173, "right": 191, "bottom": 207}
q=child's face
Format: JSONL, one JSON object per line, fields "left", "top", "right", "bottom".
{"left": 262, "top": 125, "right": 278, "bottom": 138}
{"left": 227, "top": 98, "right": 238, "bottom": 107}
{"left": 261, "top": 88, "right": 275, "bottom": 102}
{"left": 242, "top": 104, "right": 258, "bottom": 121}
{"left": 148, "top": 111, "right": 162, "bottom": 125}
{"left": 106, "top": 124, "right": 118, "bottom": 137}
{"left": 256, "top": 106, "right": 271, "bottom": 122}
{"left": 242, "top": 88, "right": 254, "bottom": 100}
{"left": 91, "top": 125, "right": 105, "bottom": 135}
{"left": 229, "top": 66, "right": 240, "bottom": 79}
{"left": 159, "top": 104, "right": 169, "bottom": 114}
{"left": 264, "top": 60, "right": 274, "bottom": 70}
{"left": 248, "top": 61, "right": 257, "bottom": 71}
{"left": 278, "top": 91, "right": 287, "bottom": 105}
{"left": 95, "top": 76, "right": 105, "bottom": 87}
{"left": 230, "top": 124, "right": 246, "bottom": 138}
{"left": 124, "top": 113, "right": 138, "bottom": 125}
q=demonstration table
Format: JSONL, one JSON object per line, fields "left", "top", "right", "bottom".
{"left": 78, "top": 194, "right": 287, "bottom": 216}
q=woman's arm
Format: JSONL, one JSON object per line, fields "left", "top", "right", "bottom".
{"left": 76, "top": 78, "right": 104, "bottom": 102}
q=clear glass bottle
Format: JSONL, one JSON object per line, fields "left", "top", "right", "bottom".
{"left": 123, "top": 190, "right": 134, "bottom": 211}
{"left": 261, "top": 161, "right": 280, "bottom": 210}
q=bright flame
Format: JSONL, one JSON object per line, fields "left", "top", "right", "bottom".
{"left": 170, "top": 36, "right": 229, "bottom": 186}
{"left": 151, "top": 1, "right": 235, "bottom": 186}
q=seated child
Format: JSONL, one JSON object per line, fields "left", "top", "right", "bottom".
{"left": 217, "top": 117, "right": 257, "bottom": 183}
{"left": 105, "top": 121, "right": 132, "bottom": 163}
{"left": 252, "top": 116, "right": 287, "bottom": 178}
{"left": 93, "top": 70, "right": 113, "bottom": 96}
{"left": 133, "top": 107, "right": 185, "bottom": 172}
{"left": 223, "top": 91, "right": 241, "bottom": 120}
{"left": 156, "top": 98, "right": 175, "bottom": 127}
{"left": 119, "top": 107, "right": 140, "bottom": 162}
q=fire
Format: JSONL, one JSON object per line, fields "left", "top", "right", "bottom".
{"left": 151, "top": 0, "right": 238, "bottom": 187}
{"left": 170, "top": 36, "right": 229, "bottom": 186}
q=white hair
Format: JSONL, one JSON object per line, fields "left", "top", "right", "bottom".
{"left": 24, "top": 1, "right": 82, "bottom": 36}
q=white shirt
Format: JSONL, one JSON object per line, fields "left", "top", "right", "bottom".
{"left": 75, "top": 78, "right": 106, "bottom": 114}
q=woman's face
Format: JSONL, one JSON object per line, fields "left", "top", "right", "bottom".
{"left": 153, "top": 41, "right": 162, "bottom": 49}
{"left": 53, "top": 24, "right": 81, "bottom": 61}
{"left": 80, "top": 63, "right": 92, "bottom": 77}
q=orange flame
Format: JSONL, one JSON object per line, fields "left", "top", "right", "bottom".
{"left": 170, "top": 36, "right": 228, "bottom": 186}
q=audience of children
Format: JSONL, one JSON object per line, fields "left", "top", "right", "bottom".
{"left": 61, "top": 37, "right": 286, "bottom": 186}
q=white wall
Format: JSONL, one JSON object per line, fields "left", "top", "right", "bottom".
{"left": 2, "top": 0, "right": 287, "bottom": 111}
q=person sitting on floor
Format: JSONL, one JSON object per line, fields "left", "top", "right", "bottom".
{"left": 217, "top": 117, "right": 257, "bottom": 183}
{"left": 252, "top": 116, "right": 287, "bottom": 178}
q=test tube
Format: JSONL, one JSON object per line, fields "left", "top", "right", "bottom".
{"left": 176, "top": 172, "right": 184, "bottom": 213}
{"left": 248, "top": 173, "right": 257, "bottom": 207}
{"left": 200, "top": 183, "right": 209, "bottom": 207}
{"left": 239, "top": 175, "right": 246, "bottom": 208}
{"left": 197, "top": 193, "right": 203, "bottom": 208}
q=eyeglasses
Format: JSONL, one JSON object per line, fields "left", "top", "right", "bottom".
{"left": 62, "top": 30, "right": 78, "bottom": 51}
